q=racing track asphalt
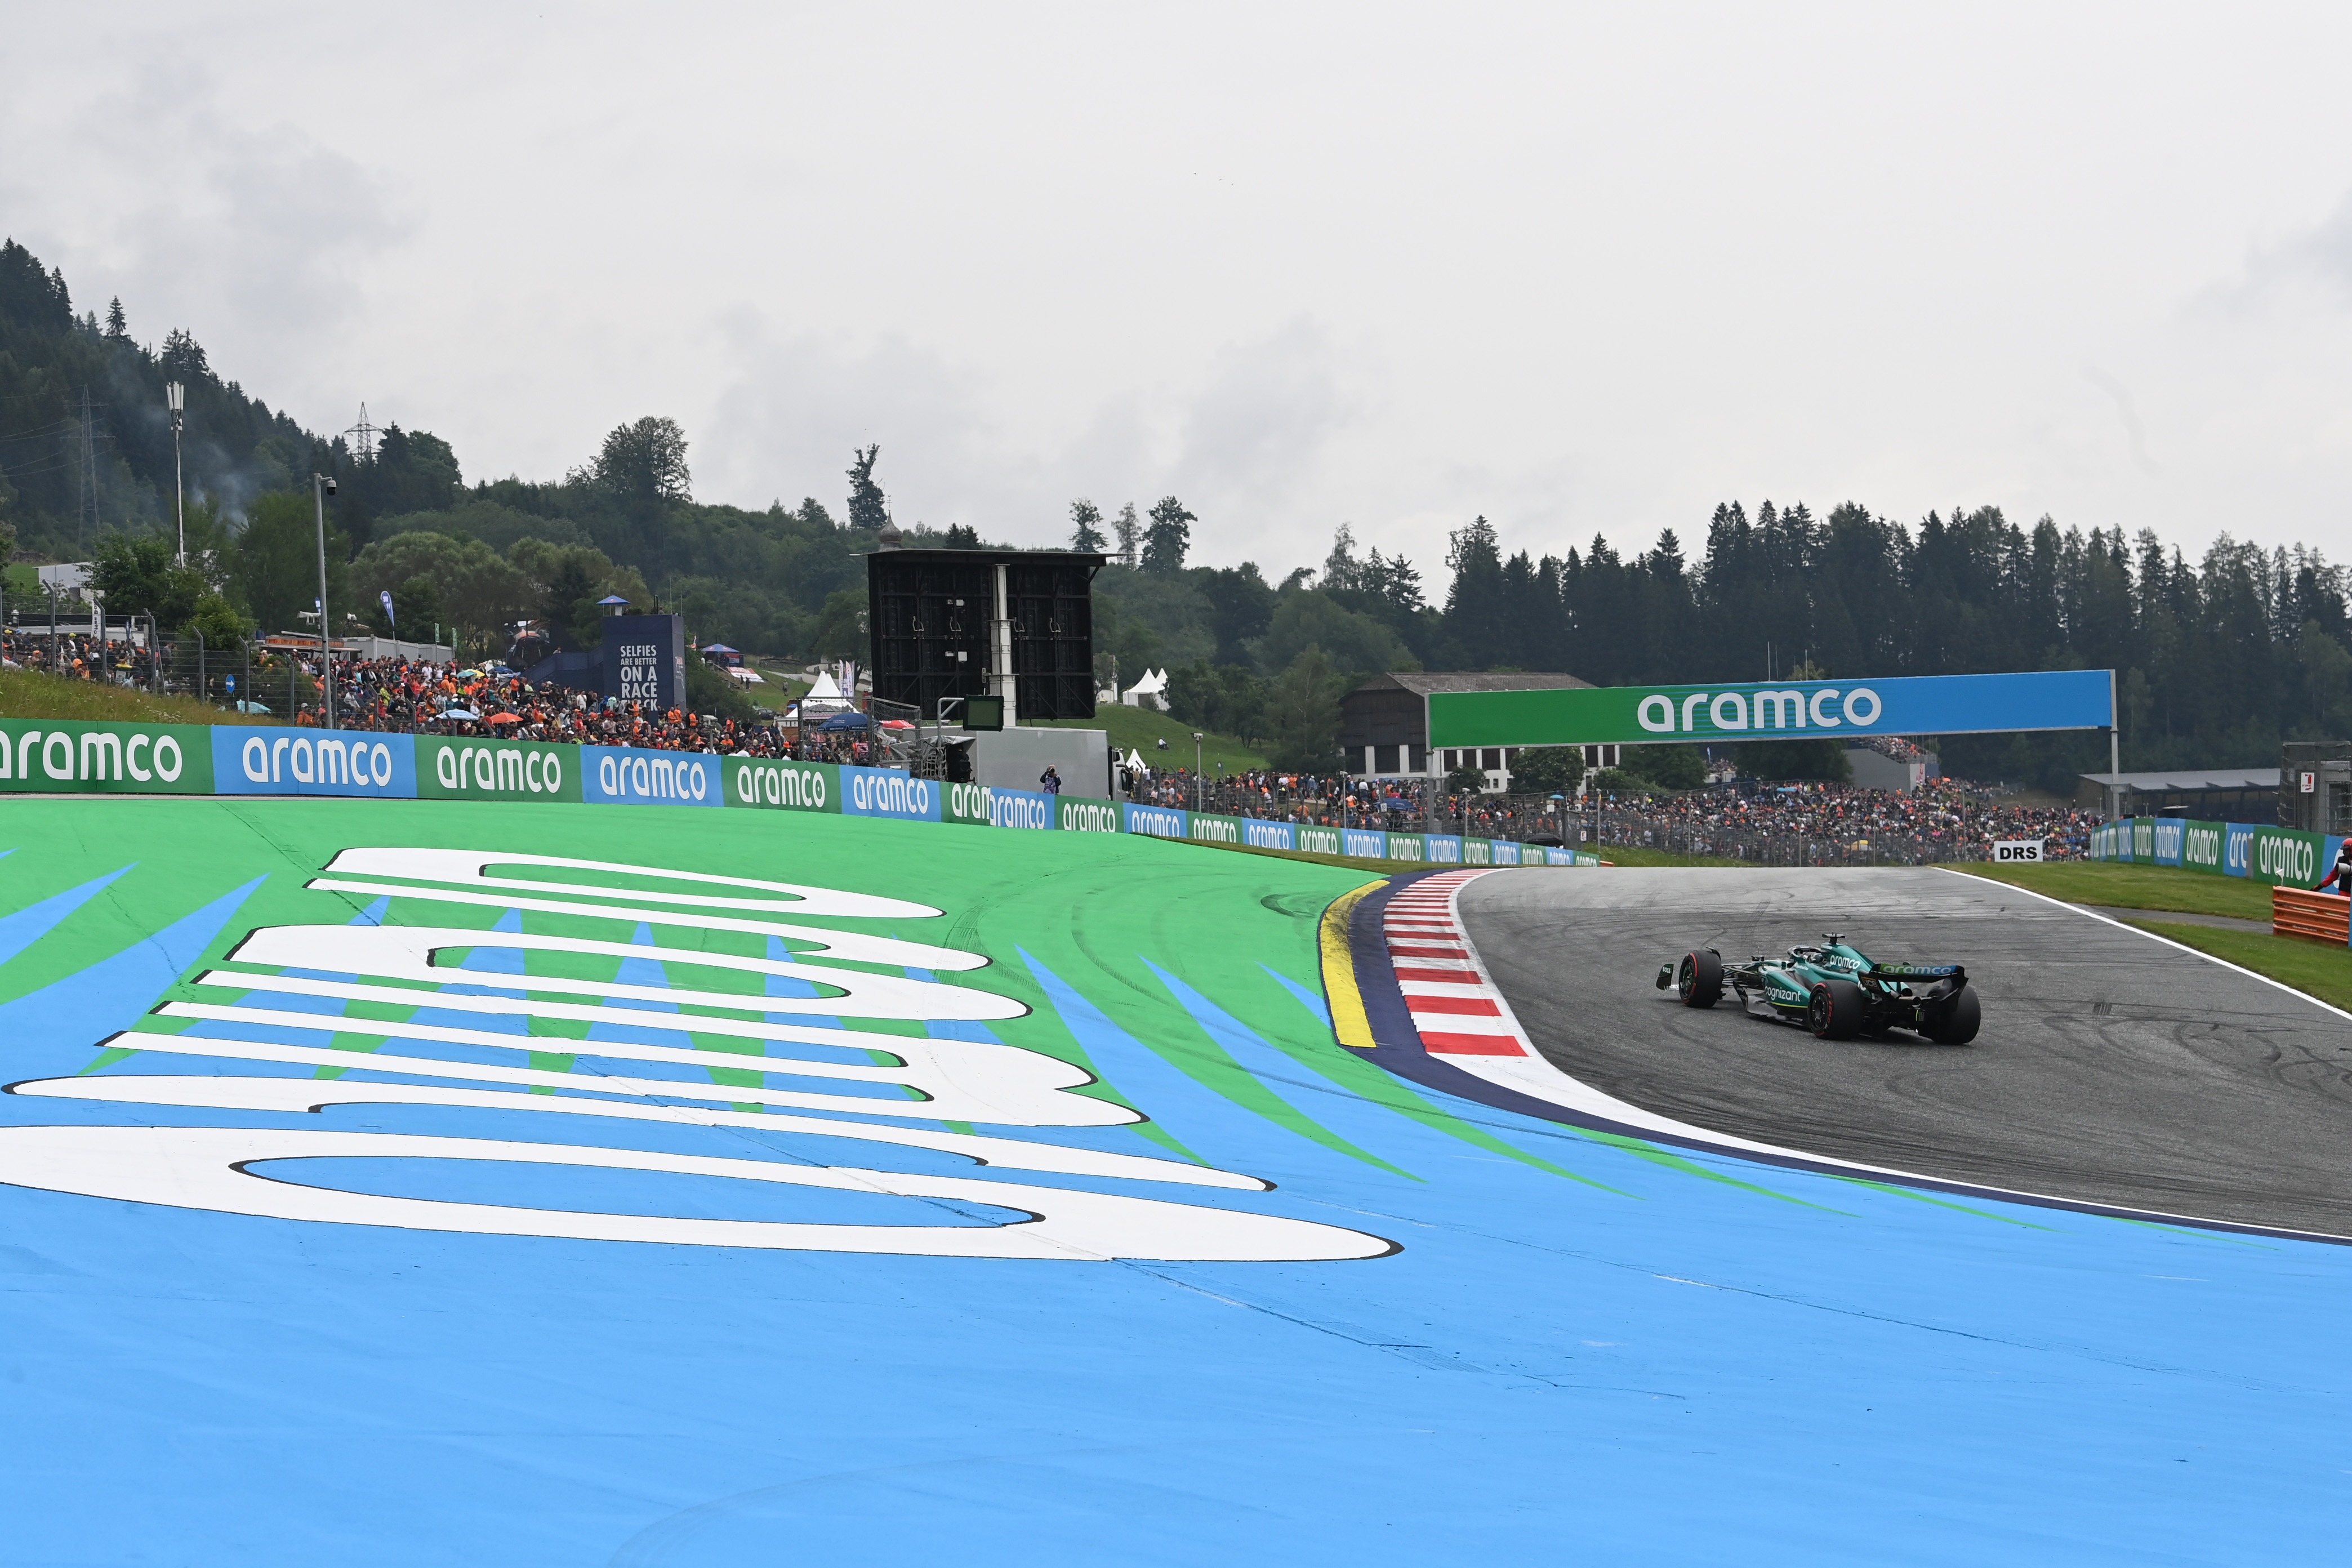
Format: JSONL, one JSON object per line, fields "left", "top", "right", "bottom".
{"left": 1459, "top": 867, "right": 2352, "bottom": 1237}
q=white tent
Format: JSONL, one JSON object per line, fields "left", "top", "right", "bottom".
{"left": 1124, "top": 668, "right": 1169, "bottom": 711}
{"left": 804, "top": 670, "right": 843, "bottom": 701}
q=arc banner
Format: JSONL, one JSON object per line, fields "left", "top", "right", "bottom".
{"left": 1427, "top": 669, "right": 2115, "bottom": 748}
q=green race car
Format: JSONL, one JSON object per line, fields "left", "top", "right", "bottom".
{"left": 1654, "top": 933, "right": 1981, "bottom": 1043}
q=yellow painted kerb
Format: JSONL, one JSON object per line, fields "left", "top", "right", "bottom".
{"left": 1319, "top": 879, "right": 1386, "bottom": 1050}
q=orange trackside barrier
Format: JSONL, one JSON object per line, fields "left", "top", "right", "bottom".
{"left": 2271, "top": 887, "right": 2350, "bottom": 943}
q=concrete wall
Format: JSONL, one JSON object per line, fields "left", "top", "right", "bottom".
{"left": 969, "top": 725, "right": 1112, "bottom": 796}
{"left": 1845, "top": 747, "right": 1936, "bottom": 790}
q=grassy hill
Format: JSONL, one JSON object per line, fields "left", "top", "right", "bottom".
{"left": 0, "top": 666, "right": 278, "bottom": 727}
{"left": 1029, "top": 704, "right": 1267, "bottom": 772}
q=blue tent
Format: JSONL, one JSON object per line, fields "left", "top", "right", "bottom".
{"left": 817, "top": 710, "right": 869, "bottom": 732}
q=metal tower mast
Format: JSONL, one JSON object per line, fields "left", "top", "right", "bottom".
{"left": 344, "top": 404, "right": 380, "bottom": 461}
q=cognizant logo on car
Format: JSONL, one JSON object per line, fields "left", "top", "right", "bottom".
{"left": 1635, "top": 685, "right": 1883, "bottom": 734}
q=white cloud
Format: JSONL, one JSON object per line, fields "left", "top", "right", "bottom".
{"left": 12, "top": 2, "right": 2352, "bottom": 574}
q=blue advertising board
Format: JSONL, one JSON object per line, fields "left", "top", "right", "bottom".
{"left": 582, "top": 745, "right": 723, "bottom": 808}
{"left": 210, "top": 727, "right": 416, "bottom": 798}
{"left": 1121, "top": 803, "right": 1188, "bottom": 839}
{"left": 838, "top": 765, "right": 942, "bottom": 821}
{"left": 1240, "top": 818, "right": 1297, "bottom": 850}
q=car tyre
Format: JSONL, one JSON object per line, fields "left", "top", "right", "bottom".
{"left": 1677, "top": 950, "right": 1722, "bottom": 1009}
{"left": 1923, "top": 986, "right": 1981, "bottom": 1045}
{"left": 1807, "top": 979, "right": 1865, "bottom": 1039}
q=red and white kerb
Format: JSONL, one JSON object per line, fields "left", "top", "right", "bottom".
{"left": 1381, "top": 869, "right": 1531, "bottom": 1058}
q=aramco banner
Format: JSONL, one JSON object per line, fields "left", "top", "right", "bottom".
{"left": 1426, "top": 670, "right": 2115, "bottom": 749}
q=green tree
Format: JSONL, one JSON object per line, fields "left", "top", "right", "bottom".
{"left": 348, "top": 528, "right": 526, "bottom": 653}
{"left": 1507, "top": 746, "right": 1584, "bottom": 795}
{"left": 846, "top": 445, "right": 887, "bottom": 531}
{"left": 1068, "top": 498, "right": 1107, "bottom": 553}
{"left": 1264, "top": 644, "right": 1343, "bottom": 768}
{"left": 230, "top": 491, "right": 349, "bottom": 641}
{"left": 1442, "top": 515, "right": 1505, "bottom": 667}
{"left": 1142, "top": 496, "right": 1194, "bottom": 573}
{"left": 1199, "top": 564, "right": 1273, "bottom": 665}
{"left": 686, "top": 654, "right": 757, "bottom": 721}
{"left": 384, "top": 575, "right": 446, "bottom": 640}
{"left": 1111, "top": 502, "right": 1140, "bottom": 568}
{"left": 595, "top": 417, "right": 692, "bottom": 504}
{"left": 184, "top": 591, "right": 252, "bottom": 653}
{"left": 1257, "top": 591, "right": 1413, "bottom": 680}
{"left": 942, "top": 524, "right": 981, "bottom": 549}
{"left": 1166, "top": 661, "right": 1269, "bottom": 743}
{"left": 92, "top": 530, "right": 211, "bottom": 631}
{"left": 809, "top": 586, "right": 867, "bottom": 660}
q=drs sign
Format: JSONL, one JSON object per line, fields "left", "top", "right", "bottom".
{"left": 1993, "top": 839, "right": 2045, "bottom": 862}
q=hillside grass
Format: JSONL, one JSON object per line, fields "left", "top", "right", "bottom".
{"left": 0, "top": 666, "right": 279, "bottom": 727}
{"left": 1028, "top": 706, "right": 1268, "bottom": 772}
{"left": 1950, "top": 861, "right": 2273, "bottom": 922}
{"left": 2126, "top": 920, "right": 2352, "bottom": 1014}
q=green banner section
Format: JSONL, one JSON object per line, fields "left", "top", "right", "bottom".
{"left": 1297, "top": 825, "right": 1342, "bottom": 856}
{"left": 0, "top": 718, "right": 213, "bottom": 794}
{"left": 945, "top": 782, "right": 992, "bottom": 826}
{"left": 724, "top": 756, "right": 840, "bottom": 813}
{"left": 1427, "top": 670, "right": 2115, "bottom": 747}
{"left": 2248, "top": 825, "right": 2326, "bottom": 887}
{"left": 1384, "top": 833, "right": 1423, "bottom": 862}
{"left": 417, "top": 736, "right": 583, "bottom": 803}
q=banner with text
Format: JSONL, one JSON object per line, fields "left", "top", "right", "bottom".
{"left": 725, "top": 757, "right": 839, "bottom": 813}
{"left": 583, "top": 746, "right": 723, "bottom": 808}
{"left": 1428, "top": 669, "right": 2115, "bottom": 749}
{"left": 417, "top": 736, "right": 581, "bottom": 803}
{"left": 213, "top": 728, "right": 412, "bottom": 798}
{"left": 0, "top": 719, "right": 212, "bottom": 794}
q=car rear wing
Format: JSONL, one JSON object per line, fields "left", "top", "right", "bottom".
{"left": 1867, "top": 961, "right": 1966, "bottom": 981}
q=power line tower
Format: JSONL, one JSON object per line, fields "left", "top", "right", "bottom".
{"left": 75, "top": 386, "right": 99, "bottom": 550}
{"left": 344, "top": 403, "right": 380, "bottom": 461}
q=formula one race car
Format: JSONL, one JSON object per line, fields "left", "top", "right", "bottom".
{"left": 1654, "top": 934, "right": 1980, "bottom": 1044}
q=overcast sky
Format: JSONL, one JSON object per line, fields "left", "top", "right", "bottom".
{"left": 8, "top": 3, "right": 2352, "bottom": 579}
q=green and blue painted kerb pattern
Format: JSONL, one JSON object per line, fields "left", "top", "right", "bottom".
{"left": 0, "top": 796, "right": 2345, "bottom": 1565}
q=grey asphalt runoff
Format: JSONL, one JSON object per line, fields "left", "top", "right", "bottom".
{"left": 1459, "top": 867, "right": 2352, "bottom": 1237}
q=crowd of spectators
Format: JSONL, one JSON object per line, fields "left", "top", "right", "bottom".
{"left": 1594, "top": 777, "right": 2102, "bottom": 865}
{"left": 0, "top": 627, "right": 2117, "bottom": 859}
{"left": 1119, "top": 763, "right": 2099, "bottom": 863}
{"left": 2, "top": 632, "right": 897, "bottom": 763}
{"left": 2, "top": 626, "right": 162, "bottom": 688}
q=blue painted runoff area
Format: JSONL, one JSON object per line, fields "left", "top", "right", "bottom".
{"left": 0, "top": 865, "right": 2344, "bottom": 1564}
